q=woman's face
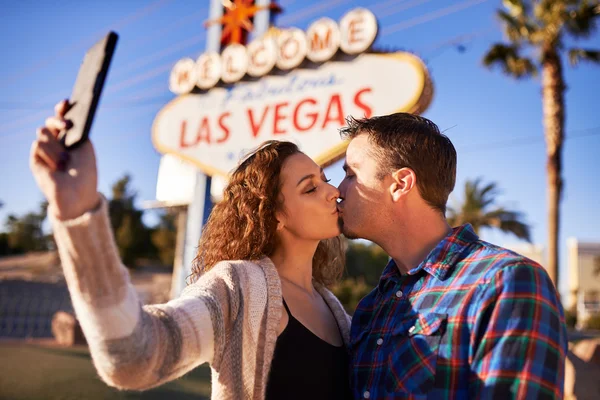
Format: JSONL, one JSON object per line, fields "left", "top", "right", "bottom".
{"left": 277, "top": 152, "right": 341, "bottom": 241}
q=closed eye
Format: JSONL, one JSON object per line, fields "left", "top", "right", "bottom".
{"left": 305, "top": 178, "right": 331, "bottom": 194}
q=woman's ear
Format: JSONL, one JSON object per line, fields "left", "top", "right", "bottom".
{"left": 275, "top": 211, "right": 286, "bottom": 231}
{"left": 389, "top": 168, "right": 416, "bottom": 202}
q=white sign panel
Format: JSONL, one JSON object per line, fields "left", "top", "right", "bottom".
{"left": 153, "top": 52, "right": 431, "bottom": 177}
{"left": 155, "top": 154, "right": 197, "bottom": 205}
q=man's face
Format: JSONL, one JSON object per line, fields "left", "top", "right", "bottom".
{"left": 337, "top": 134, "right": 389, "bottom": 240}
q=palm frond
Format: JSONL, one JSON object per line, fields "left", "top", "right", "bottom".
{"left": 568, "top": 48, "right": 600, "bottom": 65}
{"left": 449, "top": 178, "right": 531, "bottom": 242}
{"left": 498, "top": 8, "right": 541, "bottom": 44}
{"left": 446, "top": 208, "right": 459, "bottom": 227}
{"left": 500, "top": 219, "right": 532, "bottom": 242}
{"left": 479, "top": 182, "right": 501, "bottom": 208}
{"left": 564, "top": 3, "right": 600, "bottom": 38}
{"left": 503, "top": 0, "right": 529, "bottom": 17}
{"left": 483, "top": 208, "right": 532, "bottom": 242}
{"left": 483, "top": 43, "right": 538, "bottom": 78}
{"left": 498, "top": 10, "right": 527, "bottom": 42}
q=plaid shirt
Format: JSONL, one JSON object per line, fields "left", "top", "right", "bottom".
{"left": 349, "top": 224, "right": 567, "bottom": 400}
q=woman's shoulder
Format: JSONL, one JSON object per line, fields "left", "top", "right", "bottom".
{"left": 315, "top": 283, "right": 351, "bottom": 328}
{"left": 183, "top": 258, "right": 271, "bottom": 294}
{"left": 319, "top": 286, "right": 345, "bottom": 311}
{"left": 211, "top": 258, "right": 269, "bottom": 278}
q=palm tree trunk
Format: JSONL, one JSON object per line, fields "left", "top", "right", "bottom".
{"left": 542, "top": 48, "right": 565, "bottom": 288}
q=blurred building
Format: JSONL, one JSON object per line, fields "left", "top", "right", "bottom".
{"left": 567, "top": 238, "right": 600, "bottom": 327}
{"left": 503, "top": 243, "right": 546, "bottom": 266}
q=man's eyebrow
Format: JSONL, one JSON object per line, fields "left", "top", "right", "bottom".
{"left": 297, "top": 168, "right": 324, "bottom": 186}
{"left": 343, "top": 162, "right": 357, "bottom": 172}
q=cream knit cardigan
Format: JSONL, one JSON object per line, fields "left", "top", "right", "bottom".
{"left": 50, "top": 197, "right": 351, "bottom": 400}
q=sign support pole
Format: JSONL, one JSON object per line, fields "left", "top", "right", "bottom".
{"left": 171, "top": 0, "right": 224, "bottom": 298}
{"left": 253, "top": 0, "right": 272, "bottom": 39}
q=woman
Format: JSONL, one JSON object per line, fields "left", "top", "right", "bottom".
{"left": 30, "top": 100, "right": 352, "bottom": 399}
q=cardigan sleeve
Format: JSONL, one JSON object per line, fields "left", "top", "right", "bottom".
{"left": 50, "top": 195, "right": 237, "bottom": 391}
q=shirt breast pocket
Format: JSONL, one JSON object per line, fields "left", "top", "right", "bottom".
{"left": 386, "top": 312, "right": 447, "bottom": 396}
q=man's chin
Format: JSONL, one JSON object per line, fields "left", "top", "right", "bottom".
{"left": 338, "top": 218, "right": 359, "bottom": 240}
{"left": 342, "top": 231, "right": 360, "bottom": 240}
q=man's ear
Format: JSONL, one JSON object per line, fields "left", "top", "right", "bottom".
{"left": 389, "top": 168, "right": 416, "bottom": 202}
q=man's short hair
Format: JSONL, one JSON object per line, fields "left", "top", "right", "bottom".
{"left": 340, "top": 113, "right": 457, "bottom": 214}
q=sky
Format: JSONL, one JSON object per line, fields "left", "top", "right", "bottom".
{"left": 1, "top": 0, "right": 599, "bottom": 298}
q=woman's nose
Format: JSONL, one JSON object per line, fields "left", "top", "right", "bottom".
{"left": 327, "top": 184, "right": 340, "bottom": 202}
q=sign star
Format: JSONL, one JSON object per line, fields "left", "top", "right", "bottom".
{"left": 205, "top": 0, "right": 281, "bottom": 45}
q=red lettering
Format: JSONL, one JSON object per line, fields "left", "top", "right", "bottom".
{"left": 349, "top": 16, "right": 365, "bottom": 45}
{"left": 251, "top": 44, "right": 267, "bottom": 67}
{"left": 226, "top": 55, "right": 239, "bottom": 75}
{"left": 217, "top": 112, "right": 231, "bottom": 144}
{"left": 273, "top": 102, "right": 289, "bottom": 135}
{"left": 177, "top": 71, "right": 190, "bottom": 86}
{"left": 197, "top": 117, "right": 211, "bottom": 144}
{"left": 281, "top": 36, "right": 299, "bottom": 60}
{"left": 179, "top": 120, "right": 196, "bottom": 148}
{"left": 293, "top": 98, "right": 318, "bottom": 132}
{"left": 354, "top": 87, "right": 373, "bottom": 118}
{"left": 200, "top": 58, "right": 214, "bottom": 80}
{"left": 247, "top": 107, "right": 270, "bottom": 138}
{"left": 321, "top": 94, "right": 345, "bottom": 129}
{"left": 310, "top": 29, "right": 332, "bottom": 52}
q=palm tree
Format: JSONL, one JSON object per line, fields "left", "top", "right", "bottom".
{"left": 447, "top": 178, "right": 531, "bottom": 242}
{"left": 482, "top": 0, "right": 600, "bottom": 285}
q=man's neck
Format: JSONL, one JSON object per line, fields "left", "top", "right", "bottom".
{"left": 378, "top": 211, "right": 452, "bottom": 275}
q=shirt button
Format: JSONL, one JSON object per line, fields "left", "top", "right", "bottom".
{"left": 395, "top": 290, "right": 403, "bottom": 298}
{"left": 376, "top": 338, "right": 383, "bottom": 345}
{"left": 408, "top": 326, "right": 416, "bottom": 334}
{"left": 363, "top": 391, "right": 371, "bottom": 399}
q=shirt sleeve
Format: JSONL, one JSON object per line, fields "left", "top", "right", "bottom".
{"left": 469, "top": 261, "right": 568, "bottom": 399}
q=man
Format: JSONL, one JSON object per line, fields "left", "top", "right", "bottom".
{"left": 336, "top": 113, "right": 567, "bottom": 399}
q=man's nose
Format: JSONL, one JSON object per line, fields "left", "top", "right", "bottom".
{"left": 337, "top": 179, "right": 346, "bottom": 197}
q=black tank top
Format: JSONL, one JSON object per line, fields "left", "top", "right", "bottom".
{"left": 265, "top": 299, "right": 352, "bottom": 400}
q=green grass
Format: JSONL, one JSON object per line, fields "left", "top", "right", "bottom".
{"left": 0, "top": 342, "right": 212, "bottom": 400}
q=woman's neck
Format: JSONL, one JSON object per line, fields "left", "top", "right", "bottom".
{"left": 270, "top": 238, "right": 318, "bottom": 293}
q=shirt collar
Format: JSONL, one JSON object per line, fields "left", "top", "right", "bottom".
{"left": 377, "top": 224, "right": 479, "bottom": 292}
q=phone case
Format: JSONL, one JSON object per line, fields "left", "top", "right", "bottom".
{"left": 59, "top": 31, "right": 118, "bottom": 149}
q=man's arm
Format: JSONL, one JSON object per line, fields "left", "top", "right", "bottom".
{"left": 469, "top": 262, "right": 568, "bottom": 399}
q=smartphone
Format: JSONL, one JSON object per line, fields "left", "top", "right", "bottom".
{"left": 58, "top": 31, "right": 118, "bottom": 149}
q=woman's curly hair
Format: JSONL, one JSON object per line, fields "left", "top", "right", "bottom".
{"left": 190, "top": 140, "right": 345, "bottom": 287}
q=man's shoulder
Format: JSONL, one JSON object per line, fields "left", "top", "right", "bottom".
{"left": 459, "top": 239, "right": 548, "bottom": 284}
